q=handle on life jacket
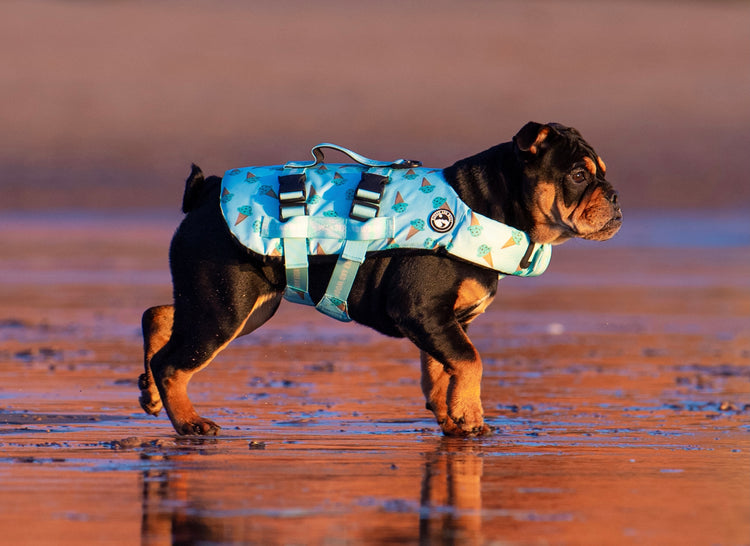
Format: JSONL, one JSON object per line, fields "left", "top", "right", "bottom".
{"left": 284, "top": 143, "right": 422, "bottom": 170}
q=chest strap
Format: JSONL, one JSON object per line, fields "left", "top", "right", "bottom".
{"left": 279, "top": 167, "right": 393, "bottom": 321}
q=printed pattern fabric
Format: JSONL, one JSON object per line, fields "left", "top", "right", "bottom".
{"left": 220, "top": 163, "right": 551, "bottom": 277}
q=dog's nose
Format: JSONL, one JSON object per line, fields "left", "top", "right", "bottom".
{"left": 606, "top": 189, "right": 619, "bottom": 206}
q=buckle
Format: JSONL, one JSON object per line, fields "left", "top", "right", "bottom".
{"left": 350, "top": 173, "right": 387, "bottom": 221}
{"left": 278, "top": 174, "right": 307, "bottom": 220}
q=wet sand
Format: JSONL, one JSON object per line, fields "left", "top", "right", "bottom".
{"left": 0, "top": 212, "right": 748, "bottom": 545}
{"left": 2, "top": 0, "right": 750, "bottom": 543}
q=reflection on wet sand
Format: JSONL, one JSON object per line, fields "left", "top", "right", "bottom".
{"left": 140, "top": 441, "right": 217, "bottom": 546}
{"left": 420, "top": 439, "right": 483, "bottom": 545}
{"left": 139, "top": 438, "right": 486, "bottom": 545}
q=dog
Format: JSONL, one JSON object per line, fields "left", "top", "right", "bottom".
{"left": 138, "top": 122, "right": 622, "bottom": 437}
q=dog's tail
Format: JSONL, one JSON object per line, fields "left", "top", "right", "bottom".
{"left": 182, "top": 164, "right": 218, "bottom": 213}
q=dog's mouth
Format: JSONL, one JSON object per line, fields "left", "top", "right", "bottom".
{"left": 582, "top": 212, "right": 623, "bottom": 241}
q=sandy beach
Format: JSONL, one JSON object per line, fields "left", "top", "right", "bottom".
{"left": 1, "top": 0, "right": 749, "bottom": 544}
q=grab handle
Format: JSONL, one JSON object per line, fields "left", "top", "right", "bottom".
{"left": 284, "top": 143, "right": 422, "bottom": 170}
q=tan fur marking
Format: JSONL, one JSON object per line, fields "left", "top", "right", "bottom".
{"left": 530, "top": 181, "right": 572, "bottom": 244}
{"left": 529, "top": 127, "right": 550, "bottom": 154}
{"left": 597, "top": 156, "right": 607, "bottom": 174}
{"left": 144, "top": 305, "right": 175, "bottom": 361}
{"left": 583, "top": 156, "right": 597, "bottom": 175}
{"left": 454, "top": 279, "right": 493, "bottom": 315}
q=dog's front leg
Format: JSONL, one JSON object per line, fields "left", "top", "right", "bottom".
{"left": 417, "top": 330, "right": 492, "bottom": 437}
{"left": 421, "top": 351, "right": 463, "bottom": 436}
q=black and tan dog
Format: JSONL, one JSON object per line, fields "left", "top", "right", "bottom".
{"left": 138, "top": 122, "right": 621, "bottom": 437}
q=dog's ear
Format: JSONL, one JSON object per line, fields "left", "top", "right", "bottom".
{"left": 514, "top": 122, "right": 551, "bottom": 155}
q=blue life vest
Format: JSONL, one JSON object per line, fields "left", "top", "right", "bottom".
{"left": 220, "top": 144, "right": 551, "bottom": 321}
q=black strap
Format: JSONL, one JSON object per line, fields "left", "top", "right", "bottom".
{"left": 519, "top": 242, "right": 536, "bottom": 270}
{"left": 349, "top": 173, "right": 388, "bottom": 221}
{"left": 278, "top": 174, "right": 307, "bottom": 220}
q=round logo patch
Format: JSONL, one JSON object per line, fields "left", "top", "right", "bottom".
{"left": 429, "top": 209, "right": 455, "bottom": 233}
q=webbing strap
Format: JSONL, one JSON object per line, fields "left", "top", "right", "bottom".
{"left": 282, "top": 238, "right": 314, "bottom": 305}
{"left": 315, "top": 240, "right": 369, "bottom": 321}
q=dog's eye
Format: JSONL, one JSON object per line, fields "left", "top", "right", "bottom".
{"left": 571, "top": 171, "right": 586, "bottom": 183}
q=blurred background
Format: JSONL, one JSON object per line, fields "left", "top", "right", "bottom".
{"left": 2, "top": 0, "right": 749, "bottom": 212}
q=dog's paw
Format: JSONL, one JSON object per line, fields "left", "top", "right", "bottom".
{"left": 138, "top": 373, "right": 163, "bottom": 416}
{"left": 448, "top": 399, "right": 486, "bottom": 436}
{"left": 176, "top": 418, "right": 221, "bottom": 436}
{"left": 441, "top": 419, "right": 492, "bottom": 438}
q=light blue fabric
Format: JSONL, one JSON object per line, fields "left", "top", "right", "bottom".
{"left": 220, "top": 145, "right": 552, "bottom": 321}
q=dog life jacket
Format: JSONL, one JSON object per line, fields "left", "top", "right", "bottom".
{"left": 220, "top": 144, "right": 551, "bottom": 321}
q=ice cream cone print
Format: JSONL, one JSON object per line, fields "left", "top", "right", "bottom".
{"left": 477, "top": 244, "right": 493, "bottom": 268}
{"left": 392, "top": 192, "right": 408, "bottom": 213}
{"left": 419, "top": 177, "right": 435, "bottom": 194}
{"left": 405, "top": 169, "right": 417, "bottom": 179}
{"left": 289, "top": 287, "right": 307, "bottom": 300}
{"left": 406, "top": 218, "right": 425, "bottom": 240}
{"left": 221, "top": 188, "right": 233, "bottom": 203}
{"left": 502, "top": 236, "right": 517, "bottom": 249}
{"left": 258, "top": 184, "right": 277, "bottom": 198}
{"left": 328, "top": 296, "right": 346, "bottom": 312}
{"left": 315, "top": 243, "right": 326, "bottom": 255}
{"left": 332, "top": 172, "right": 344, "bottom": 185}
{"left": 307, "top": 186, "right": 320, "bottom": 205}
{"left": 235, "top": 205, "right": 252, "bottom": 225}
{"left": 244, "top": 172, "right": 257, "bottom": 182}
{"left": 468, "top": 213, "right": 483, "bottom": 237}
{"left": 503, "top": 229, "right": 524, "bottom": 248}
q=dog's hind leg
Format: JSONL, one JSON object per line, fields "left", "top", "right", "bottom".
{"left": 150, "top": 288, "right": 282, "bottom": 436}
{"left": 139, "top": 305, "right": 175, "bottom": 416}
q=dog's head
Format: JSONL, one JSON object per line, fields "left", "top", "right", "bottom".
{"left": 513, "top": 122, "right": 622, "bottom": 244}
